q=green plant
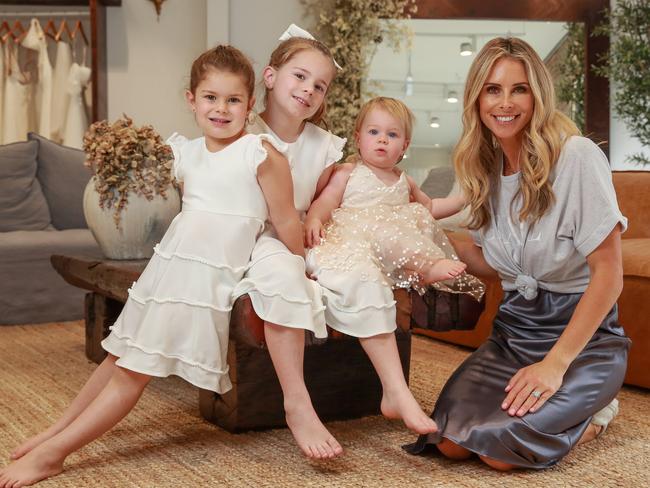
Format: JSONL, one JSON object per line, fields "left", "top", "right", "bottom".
{"left": 83, "top": 115, "right": 176, "bottom": 227}
{"left": 556, "top": 22, "right": 585, "bottom": 132}
{"left": 594, "top": 0, "right": 650, "bottom": 165}
{"left": 301, "top": 0, "right": 417, "bottom": 145}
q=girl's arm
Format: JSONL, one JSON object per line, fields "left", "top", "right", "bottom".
{"left": 304, "top": 163, "right": 354, "bottom": 247}
{"left": 448, "top": 235, "right": 499, "bottom": 281}
{"left": 313, "top": 164, "right": 336, "bottom": 199}
{"left": 257, "top": 142, "right": 304, "bottom": 258}
{"left": 501, "top": 225, "right": 624, "bottom": 417}
{"left": 405, "top": 175, "right": 465, "bottom": 219}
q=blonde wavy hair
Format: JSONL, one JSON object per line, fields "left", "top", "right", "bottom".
{"left": 454, "top": 37, "right": 580, "bottom": 230}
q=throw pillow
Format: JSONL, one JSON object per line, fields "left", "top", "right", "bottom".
{"left": 29, "top": 132, "right": 91, "bottom": 229}
{"left": 0, "top": 140, "right": 52, "bottom": 232}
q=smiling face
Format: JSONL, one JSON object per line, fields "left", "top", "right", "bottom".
{"left": 186, "top": 68, "right": 253, "bottom": 151}
{"left": 263, "top": 48, "right": 335, "bottom": 122}
{"left": 478, "top": 57, "right": 534, "bottom": 146}
{"left": 356, "top": 108, "right": 409, "bottom": 171}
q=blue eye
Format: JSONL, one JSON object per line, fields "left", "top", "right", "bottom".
{"left": 388, "top": 132, "right": 398, "bottom": 138}
{"left": 369, "top": 129, "right": 378, "bottom": 135}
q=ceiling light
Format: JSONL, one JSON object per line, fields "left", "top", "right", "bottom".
{"left": 429, "top": 116, "right": 440, "bottom": 128}
{"left": 460, "top": 42, "right": 473, "bottom": 56}
{"left": 447, "top": 90, "right": 459, "bottom": 103}
{"left": 434, "top": 143, "right": 440, "bottom": 148}
{"left": 405, "top": 51, "right": 414, "bottom": 97}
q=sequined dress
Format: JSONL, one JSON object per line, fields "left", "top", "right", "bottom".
{"left": 306, "top": 162, "right": 484, "bottom": 338}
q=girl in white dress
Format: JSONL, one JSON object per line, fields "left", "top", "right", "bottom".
{"left": 305, "top": 97, "right": 484, "bottom": 434}
{"left": 231, "top": 25, "right": 347, "bottom": 459}
{"left": 1, "top": 45, "right": 302, "bottom": 488}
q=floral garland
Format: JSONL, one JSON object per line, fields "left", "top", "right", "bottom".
{"left": 82, "top": 115, "right": 176, "bottom": 228}
{"left": 301, "top": 0, "right": 417, "bottom": 147}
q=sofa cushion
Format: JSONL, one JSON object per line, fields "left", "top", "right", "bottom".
{"left": 420, "top": 165, "right": 455, "bottom": 198}
{"left": 622, "top": 238, "right": 650, "bottom": 279}
{"left": 29, "top": 132, "right": 91, "bottom": 230}
{"left": 0, "top": 228, "right": 102, "bottom": 324}
{"left": 0, "top": 140, "right": 52, "bottom": 232}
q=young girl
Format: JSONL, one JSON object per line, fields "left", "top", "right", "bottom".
{"left": 1, "top": 45, "right": 302, "bottom": 487}
{"left": 230, "top": 25, "right": 347, "bottom": 459}
{"left": 304, "top": 97, "right": 484, "bottom": 434}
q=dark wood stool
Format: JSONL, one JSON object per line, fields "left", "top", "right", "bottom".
{"left": 52, "top": 255, "right": 412, "bottom": 432}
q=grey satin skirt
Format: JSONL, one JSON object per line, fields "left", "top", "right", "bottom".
{"left": 405, "top": 289, "right": 631, "bottom": 469}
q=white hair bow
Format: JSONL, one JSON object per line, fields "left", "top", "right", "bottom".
{"left": 278, "top": 23, "right": 343, "bottom": 71}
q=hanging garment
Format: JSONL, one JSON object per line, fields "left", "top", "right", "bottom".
{"left": 50, "top": 40, "right": 72, "bottom": 143}
{"left": 21, "top": 18, "right": 53, "bottom": 138}
{"left": 3, "top": 42, "right": 31, "bottom": 144}
{"left": 62, "top": 62, "right": 91, "bottom": 148}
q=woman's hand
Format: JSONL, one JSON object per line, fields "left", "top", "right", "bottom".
{"left": 304, "top": 218, "right": 324, "bottom": 248}
{"left": 501, "top": 358, "right": 567, "bottom": 417}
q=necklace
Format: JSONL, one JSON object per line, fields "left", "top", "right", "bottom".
{"left": 503, "top": 146, "right": 522, "bottom": 176}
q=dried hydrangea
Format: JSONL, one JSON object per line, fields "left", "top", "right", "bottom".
{"left": 82, "top": 115, "right": 176, "bottom": 228}
{"left": 302, "top": 0, "right": 417, "bottom": 153}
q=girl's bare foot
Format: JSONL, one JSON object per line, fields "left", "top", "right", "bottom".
{"left": 421, "top": 259, "right": 466, "bottom": 284}
{"left": 285, "top": 402, "right": 343, "bottom": 459}
{"left": 380, "top": 387, "right": 438, "bottom": 435}
{"left": 10, "top": 426, "right": 61, "bottom": 461}
{"left": 0, "top": 443, "right": 64, "bottom": 488}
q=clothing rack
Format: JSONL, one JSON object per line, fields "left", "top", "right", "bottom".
{"left": 0, "top": 11, "right": 90, "bottom": 17}
{"left": 0, "top": 0, "right": 121, "bottom": 123}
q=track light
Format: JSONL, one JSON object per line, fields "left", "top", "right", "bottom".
{"left": 429, "top": 116, "right": 440, "bottom": 128}
{"left": 460, "top": 42, "right": 473, "bottom": 56}
{"left": 446, "top": 90, "right": 458, "bottom": 104}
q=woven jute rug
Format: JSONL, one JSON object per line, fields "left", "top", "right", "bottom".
{"left": 1, "top": 322, "right": 648, "bottom": 487}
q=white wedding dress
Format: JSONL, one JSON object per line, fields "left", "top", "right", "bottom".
{"left": 21, "top": 18, "right": 53, "bottom": 138}
{"left": 51, "top": 40, "right": 72, "bottom": 143}
{"left": 3, "top": 43, "right": 31, "bottom": 144}
{"left": 62, "top": 62, "right": 91, "bottom": 148}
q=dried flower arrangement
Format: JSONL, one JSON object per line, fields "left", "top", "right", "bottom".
{"left": 301, "top": 0, "right": 417, "bottom": 149}
{"left": 82, "top": 115, "right": 176, "bottom": 228}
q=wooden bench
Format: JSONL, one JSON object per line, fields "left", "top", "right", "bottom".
{"left": 51, "top": 254, "right": 412, "bottom": 432}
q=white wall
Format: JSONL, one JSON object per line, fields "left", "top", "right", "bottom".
{"left": 104, "top": 0, "right": 648, "bottom": 170}
{"left": 106, "top": 0, "right": 207, "bottom": 139}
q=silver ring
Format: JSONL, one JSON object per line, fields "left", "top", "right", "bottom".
{"left": 531, "top": 390, "right": 542, "bottom": 399}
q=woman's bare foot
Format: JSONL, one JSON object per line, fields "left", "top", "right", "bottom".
{"left": 10, "top": 426, "right": 62, "bottom": 461}
{"left": 285, "top": 403, "right": 343, "bottom": 459}
{"left": 380, "top": 387, "right": 438, "bottom": 435}
{"left": 421, "top": 259, "right": 467, "bottom": 284}
{"left": 0, "top": 443, "right": 65, "bottom": 487}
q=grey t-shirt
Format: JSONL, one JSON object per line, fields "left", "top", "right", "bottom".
{"left": 471, "top": 136, "right": 627, "bottom": 299}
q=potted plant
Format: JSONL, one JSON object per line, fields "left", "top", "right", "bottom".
{"left": 82, "top": 115, "right": 181, "bottom": 259}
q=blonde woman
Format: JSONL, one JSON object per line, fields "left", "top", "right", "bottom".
{"left": 406, "top": 37, "right": 630, "bottom": 470}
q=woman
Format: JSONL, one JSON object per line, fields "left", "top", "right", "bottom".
{"left": 406, "top": 37, "right": 630, "bottom": 470}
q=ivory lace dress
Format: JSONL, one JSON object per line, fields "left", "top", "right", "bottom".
{"left": 101, "top": 133, "right": 287, "bottom": 393}
{"left": 306, "top": 162, "right": 484, "bottom": 338}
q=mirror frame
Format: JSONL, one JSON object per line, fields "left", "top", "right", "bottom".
{"left": 412, "top": 0, "right": 609, "bottom": 155}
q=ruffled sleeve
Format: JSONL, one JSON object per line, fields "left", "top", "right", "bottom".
{"left": 325, "top": 133, "right": 347, "bottom": 168}
{"left": 166, "top": 132, "right": 189, "bottom": 182}
{"left": 249, "top": 134, "right": 290, "bottom": 174}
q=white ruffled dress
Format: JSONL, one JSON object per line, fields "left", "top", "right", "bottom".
{"left": 306, "top": 162, "right": 485, "bottom": 338}
{"left": 232, "top": 115, "right": 346, "bottom": 339}
{"left": 102, "top": 133, "right": 287, "bottom": 393}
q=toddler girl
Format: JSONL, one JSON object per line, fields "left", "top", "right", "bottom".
{"left": 305, "top": 97, "right": 484, "bottom": 434}
{"left": 1, "top": 45, "right": 301, "bottom": 487}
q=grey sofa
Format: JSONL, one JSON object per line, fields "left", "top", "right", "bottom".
{"left": 0, "top": 133, "right": 102, "bottom": 325}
